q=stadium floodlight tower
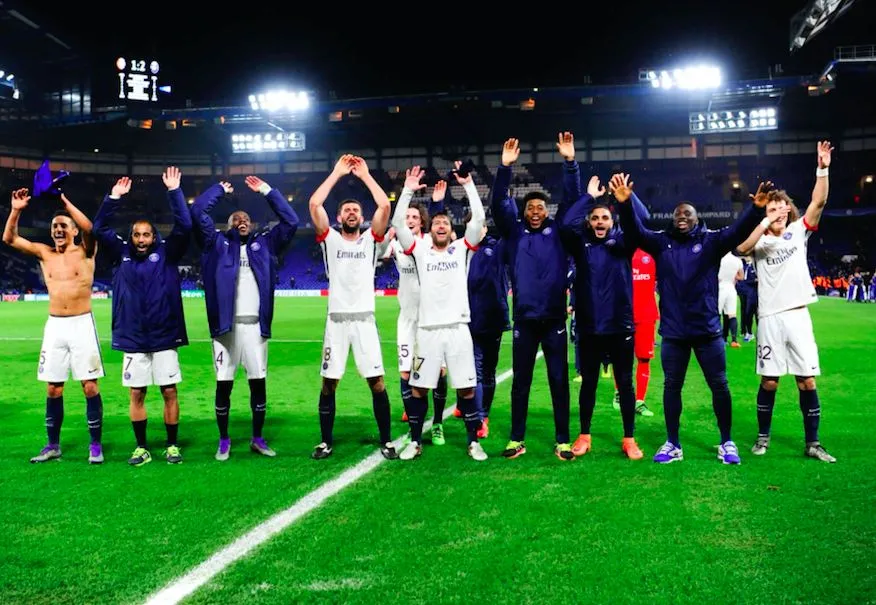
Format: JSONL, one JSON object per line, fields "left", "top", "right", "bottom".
{"left": 248, "top": 89, "right": 310, "bottom": 113}
{"left": 789, "top": 0, "right": 857, "bottom": 51}
{"left": 640, "top": 65, "right": 723, "bottom": 90}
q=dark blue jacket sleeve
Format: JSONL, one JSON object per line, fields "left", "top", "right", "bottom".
{"left": 563, "top": 160, "right": 583, "bottom": 203}
{"left": 714, "top": 204, "right": 765, "bottom": 257}
{"left": 490, "top": 165, "right": 517, "bottom": 238}
{"left": 190, "top": 184, "right": 225, "bottom": 250}
{"left": 92, "top": 195, "right": 125, "bottom": 263}
{"left": 617, "top": 198, "right": 663, "bottom": 255}
{"left": 560, "top": 194, "right": 594, "bottom": 236}
{"left": 630, "top": 192, "right": 651, "bottom": 222}
{"left": 164, "top": 188, "right": 192, "bottom": 263}
{"left": 266, "top": 188, "right": 300, "bottom": 253}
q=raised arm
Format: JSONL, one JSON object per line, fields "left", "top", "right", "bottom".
{"left": 735, "top": 183, "right": 790, "bottom": 255}
{"left": 309, "top": 155, "right": 353, "bottom": 237}
{"left": 804, "top": 140, "right": 832, "bottom": 230}
{"left": 430, "top": 178, "right": 447, "bottom": 214}
{"left": 715, "top": 182, "right": 769, "bottom": 256}
{"left": 454, "top": 161, "right": 485, "bottom": 247}
{"left": 558, "top": 131, "right": 584, "bottom": 203}
{"left": 349, "top": 156, "right": 390, "bottom": 238}
{"left": 92, "top": 177, "right": 131, "bottom": 262}
{"left": 59, "top": 193, "right": 96, "bottom": 257}
{"left": 490, "top": 138, "right": 520, "bottom": 237}
{"left": 244, "top": 176, "right": 300, "bottom": 253}
{"left": 391, "top": 166, "right": 427, "bottom": 253}
{"left": 610, "top": 173, "right": 663, "bottom": 255}
{"left": 3, "top": 189, "right": 48, "bottom": 259}
{"left": 190, "top": 181, "right": 229, "bottom": 249}
{"left": 162, "top": 167, "right": 192, "bottom": 263}
{"left": 630, "top": 191, "right": 651, "bottom": 222}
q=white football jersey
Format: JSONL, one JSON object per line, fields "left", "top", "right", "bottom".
{"left": 718, "top": 252, "right": 743, "bottom": 287}
{"left": 389, "top": 235, "right": 431, "bottom": 316}
{"left": 411, "top": 238, "right": 476, "bottom": 328}
{"left": 753, "top": 218, "right": 818, "bottom": 318}
{"left": 319, "top": 228, "right": 382, "bottom": 315}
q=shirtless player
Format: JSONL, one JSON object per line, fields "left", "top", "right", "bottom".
{"left": 3, "top": 187, "right": 106, "bottom": 464}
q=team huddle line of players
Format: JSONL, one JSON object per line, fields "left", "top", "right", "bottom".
{"left": 2, "top": 133, "right": 836, "bottom": 465}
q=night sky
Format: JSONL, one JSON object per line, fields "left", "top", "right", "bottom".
{"left": 5, "top": 0, "right": 875, "bottom": 104}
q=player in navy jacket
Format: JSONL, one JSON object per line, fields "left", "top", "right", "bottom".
{"left": 191, "top": 176, "right": 299, "bottom": 461}
{"left": 92, "top": 167, "right": 191, "bottom": 466}
{"left": 560, "top": 178, "right": 645, "bottom": 461}
{"left": 614, "top": 173, "right": 768, "bottom": 465}
{"left": 466, "top": 215, "right": 510, "bottom": 438}
{"left": 492, "top": 135, "right": 576, "bottom": 461}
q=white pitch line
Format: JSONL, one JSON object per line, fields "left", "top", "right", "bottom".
{"left": 142, "top": 351, "right": 544, "bottom": 605}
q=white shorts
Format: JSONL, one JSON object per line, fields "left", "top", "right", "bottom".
{"left": 38, "top": 313, "right": 105, "bottom": 382}
{"left": 122, "top": 349, "right": 182, "bottom": 387}
{"left": 321, "top": 315, "right": 384, "bottom": 379}
{"left": 718, "top": 286, "right": 737, "bottom": 316}
{"left": 397, "top": 312, "right": 417, "bottom": 372}
{"left": 409, "top": 324, "right": 476, "bottom": 390}
{"left": 213, "top": 321, "right": 268, "bottom": 380}
{"left": 756, "top": 308, "right": 820, "bottom": 377}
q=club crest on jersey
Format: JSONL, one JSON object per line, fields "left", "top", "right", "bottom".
{"left": 357, "top": 236, "right": 364, "bottom": 244}
{"left": 692, "top": 244, "right": 703, "bottom": 254}
{"left": 782, "top": 232, "right": 793, "bottom": 240}
{"left": 542, "top": 227, "right": 553, "bottom": 236}
{"left": 250, "top": 241, "right": 261, "bottom": 251}
{"left": 148, "top": 252, "right": 160, "bottom": 262}
{"left": 642, "top": 255, "right": 651, "bottom": 264}
{"left": 484, "top": 248, "right": 493, "bottom": 256}
{"left": 447, "top": 247, "right": 455, "bottom": 255}
{"left": 606, "top": 238, "right": 616, "bottom": 246}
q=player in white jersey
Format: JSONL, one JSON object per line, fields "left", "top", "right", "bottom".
{"left": 391, "top": 163, "right": 488, "bottom": 461}
{"left": 717, "top": 251, "right": 744, "bottom": 347}
{"left": 309, "top": 154, "right": 398, "bottom": 460}
{"left": 736, "top": 140, "right": 836, "bottom": 463}
{"left": 381, "top": 182, "right": 451, "bottom": 437}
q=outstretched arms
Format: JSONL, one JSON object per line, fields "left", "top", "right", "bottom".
{"left": 162, "top": 166, "right": 193, "bottom": 263}
{"left": 3, "top": 189, "right": 49, "bottom": 259}
{"left": 190, "top": 181, "right": 231, "bottom": 249}
{"left": 804, "top": 140, "right": 833, "bottom": 230}
{"left": 349, "top": 157, "right": 390, "bottom": 238}
{"left": 245, "top": 175, "right": 300, "bottom": 252}
{"left": 92, "top": 177, "right": 132, "bottom": 261}
{"left": 455, "top": 161, "right": 485, "bottom": 247}
{"left": 309, "top": 155, "right": 354, "bottom": 237}
{"left": 59, "top": 193, "right": 96, "bottom": 257}
{"left": 391, "top": 166, "right": 426, "bottom": 253}
{"left": 490, "top": 138, "right": 520, "bottom": 236}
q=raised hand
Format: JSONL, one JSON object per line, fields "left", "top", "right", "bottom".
{"left": 750, "top": 181, "right": 775, "bottom": 208}
{"left": 587, "top": 175, "right": 606, "bottom": 199}
{"left": 608, "top": 173, "right": 633, "bottom": 203}
{"left": 451, "top": 160, "right": 472, "bottom": 186}
{"left": 349, "top": 156, "right": 370, "bottom": 179}
{"left": 767, "top": 203, "right": 790, "bottom": 225}
{"left": 404, "top": 166, "right": 428, "bottom": 191}
{"left": 332, "top": 154, "right": 355, "bottom": 176}
{"left": 219, "top": 181, "right": 234, "bottom": 194}
{"left": 817, "top": 140, "right": 833, "bottom": 168}
{"left": 245, "top": 176, "right": 267, "bottom": 192}
{"left": 11, "top": 188, "right": 30, "bottom": 210}
{"left": 502, "top": 138, "right": 520, "bottom": 167}
{"left": 162, "top": 166, "right": 181, "bottom": 190}
{"left": 432, "top": 179, "right": 447, "bottom": 202}
{"left": 112, "top": 177, "right": 132, "bottom": 198}
{"left": 557, "top": 131, "right": 575, "bottom": 161}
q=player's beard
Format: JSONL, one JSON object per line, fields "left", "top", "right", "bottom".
{"left": 341, "top": 221, "right": 360, "bottom": 234}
